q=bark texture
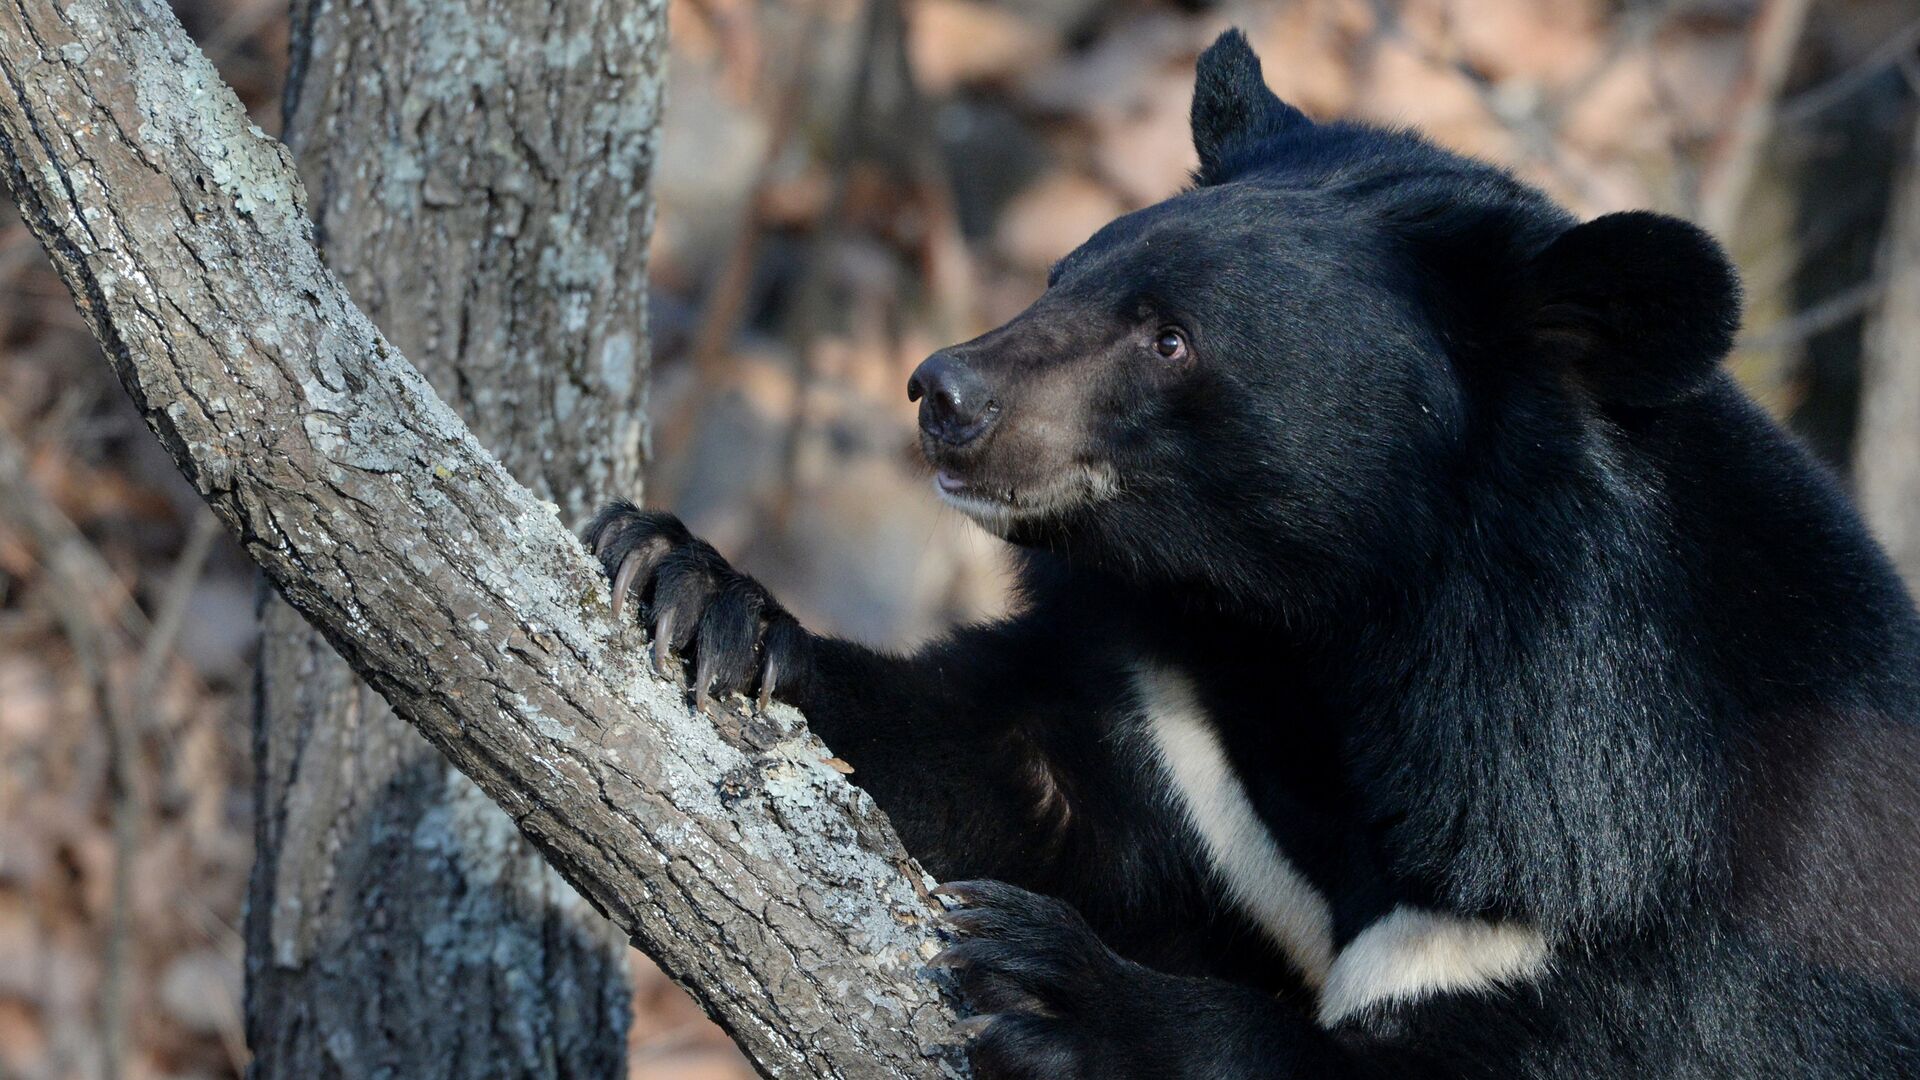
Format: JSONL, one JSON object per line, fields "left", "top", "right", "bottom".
{"left": 246, "top": 0, "right": 658, "bottom": 1072}
{"left": 1855, "top": 112, "right": 1920, "bottom": 590}
{"left": 0, "top": 2, "right": 964, "bottom": 1076}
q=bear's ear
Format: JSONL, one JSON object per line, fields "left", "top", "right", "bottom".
{"left": 1191, "top": 29, "right": 1310, "bottom": 186}
{"left": 1521, "top": 211, "right": 1741, "bottom": 408}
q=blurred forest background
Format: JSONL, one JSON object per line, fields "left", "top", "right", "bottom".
{"left": 1, "top": 0, "right": 1917, "bottom": 1076}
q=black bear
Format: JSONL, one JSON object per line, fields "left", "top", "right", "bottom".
{"left": 587, "top": 30, "right": 1920, "bottom": 1079}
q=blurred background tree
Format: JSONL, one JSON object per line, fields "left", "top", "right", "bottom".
{"left": 0, "top": 0, "right": 1913, "bottom": 1077}
{"left": 243, "top": 0, "right": 659, "bottom": 1076}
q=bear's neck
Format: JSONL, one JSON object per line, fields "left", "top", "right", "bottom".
{"left": 1262, "top": 397, "right": 1919, "bottom": 738}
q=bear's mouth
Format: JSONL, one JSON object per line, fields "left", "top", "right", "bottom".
{"left": 935, "top": 468, "right": 970, "bottom": 496}
{"left": 930, "top": 463, "right": 1118, "bottom": 535}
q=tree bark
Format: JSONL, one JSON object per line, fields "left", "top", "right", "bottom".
{"left": 245, "top": 0, "right": 656, "bottom": 1073}
{"left": 0, "top": 2, "right": 965, "bottom": 1077}
{"left": 1854, "top": 111, "right": 1920, "bottom": 590}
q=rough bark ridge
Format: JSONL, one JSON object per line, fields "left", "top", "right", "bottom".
{"left": 246, "top": 0, "right": 658, "bottom": 1072}
{"left": 0, "top": 2, "right": 964, "bottom": 1076}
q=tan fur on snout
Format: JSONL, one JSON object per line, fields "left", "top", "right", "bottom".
{"left": 924, "top": 308, "right": 1134, "bottom": 530}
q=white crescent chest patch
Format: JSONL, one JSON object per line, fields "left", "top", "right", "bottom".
{"left": 1134, "top": 664, "right": 1338, "bottom": 984}
{"left": 1131, "top": 664, "right": 1551, "bottom": 1023}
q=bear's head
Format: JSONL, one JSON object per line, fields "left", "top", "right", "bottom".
{"left": 911, "top": 30, "right": 1741, "bottom": 615}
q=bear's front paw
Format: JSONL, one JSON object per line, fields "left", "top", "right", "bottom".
{"left": 584, "top": 501, "right": 810, "bottom": 712}
{"left": 935, "top": 880, "right": 1145, "bottom": 1080}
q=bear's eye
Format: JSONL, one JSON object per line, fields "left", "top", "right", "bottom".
{"left": 1152, "top": 328, "right": 1189, "bottom": 362}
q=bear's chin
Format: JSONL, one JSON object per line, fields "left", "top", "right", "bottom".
{"left": 930, "top": 463, "right": 1119, "bottom": 538}
{"left": 934, "top": 485, "right": 1027, "bottom": 536}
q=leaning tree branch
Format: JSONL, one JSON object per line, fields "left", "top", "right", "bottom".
{"left": 0, "top": 2, "right": 964, "bottom": 1076}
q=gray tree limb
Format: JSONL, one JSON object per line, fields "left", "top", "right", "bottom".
{"left": 0, "top": 2, "right": 964, "bottom": 1076}
{"left": 246, "top": 0, "right": 659, "bottom": 1071}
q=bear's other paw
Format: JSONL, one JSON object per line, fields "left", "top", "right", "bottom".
{"left": 935, "top": 880, "right": 1143, "bottom": 1080}
{"left": 935, "top": 880, "right": 1341, "bottom": 1079}
{"left": 584, "top": 501, "right": 810, "bottom": 712}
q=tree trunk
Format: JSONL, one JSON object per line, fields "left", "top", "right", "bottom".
{"left": 244, "top": 0, "right": 656, "bottom": 1073}
{"left": 0, "top": 2, "right": 965, "bottom": 1077}
{"left": 1854, "top": 111, "right": 1920, "bottom": 590}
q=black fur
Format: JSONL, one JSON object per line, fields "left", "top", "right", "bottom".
{"left": 1190, "top": 29, "right": 1310, "bottom": 186}
{"left": 1524, "top": 210, "right": 1742, "bottom": 406}
{"left": 586, "top": 29, "right": 1920, "bottom": 1079}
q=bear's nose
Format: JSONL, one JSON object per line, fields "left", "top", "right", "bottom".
{"left": 908, "top": 351, "right": 999, "bottom": 447}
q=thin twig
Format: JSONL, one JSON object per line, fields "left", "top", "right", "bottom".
{"left": 1697, "top": 0, "right": 1817, "bottom": 240}
{"left": 0, "top": 434, "right": 151, "bottom": 642}
{"left": 0, "top": 424, "right": 224, "bottom": 1080}
{"left": 0, "top": 424, "right": 133, "bottom": 1080}
{"left": 894, "top": 0, "right": 975, "bottom": 347}
{"left": 1774, "top": 20, "right": 1920, "bottom": 128}
{"left": 176, "top": 891, "right": 251, "bottom": 1074}
{"left": 651, "top": 0, "right": 830, "bottom": 489}
{"left": 101, "top": 665, "right": 135, "bottom": 1080}
{"left": 1737, "top": 277, "right": 1889, "bottom": 352}
{"left": 131, "top": 509, "right": 221, "bottom": 709}
{"left": 1853, "top": 107, "right": 1920, "bottom": 586}
{"left": 765, "top": 0, "right": 892, "bottom": 533}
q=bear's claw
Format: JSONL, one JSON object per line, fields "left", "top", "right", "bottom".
{"left": 584, "top": 501, "right": 808, "bottom": 712}
{"left": 932, "top": 879, "right": 1141, "bottom": 1080}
